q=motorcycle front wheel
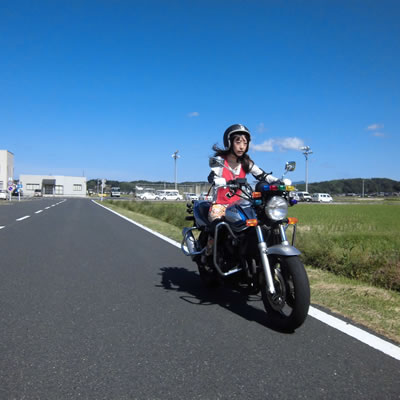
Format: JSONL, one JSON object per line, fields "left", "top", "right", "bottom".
{"left": 261, "top": 255, "right": 310, "bottom": 331}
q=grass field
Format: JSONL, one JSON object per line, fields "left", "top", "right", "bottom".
{"left": 288, "top": 203, "right": 400, "bottom": 291}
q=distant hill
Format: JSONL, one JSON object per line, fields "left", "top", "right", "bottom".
{"left": 295, "top": 178, "right": 400, "bottom": 195}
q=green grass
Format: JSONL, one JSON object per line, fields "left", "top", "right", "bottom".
{"left": 288, "top": 204, "right": 400, "bottom": 290}
{"left": 100, "top": 200, "right": 400, "bottom": 343}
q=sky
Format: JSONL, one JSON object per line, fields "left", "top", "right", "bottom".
{"left": 1, "top": 0, "right": 399, "bottom": 184}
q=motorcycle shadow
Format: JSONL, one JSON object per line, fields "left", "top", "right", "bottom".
{"left": 158, "top": 266, "right": 295, "bottom": 334}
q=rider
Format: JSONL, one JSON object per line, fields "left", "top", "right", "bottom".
{"left": 205, "top": 124, "right": 278, "bottom": 255}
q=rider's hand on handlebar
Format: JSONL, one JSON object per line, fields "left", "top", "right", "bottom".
{"left": 265, "top": 174, "right": 279, "bottom": 184}
{"left": 214, "top": 177, "right": 227, "bottom": 186}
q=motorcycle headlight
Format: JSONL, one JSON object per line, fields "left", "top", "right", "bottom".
{"left": 265, "top": 196, "right": 288, "bottom": 221}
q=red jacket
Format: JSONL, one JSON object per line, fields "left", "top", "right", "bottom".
{"left": 215, "top": 157, "right": 246, "bottom": 205}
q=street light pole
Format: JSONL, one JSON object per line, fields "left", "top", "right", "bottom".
{"left": 300, "top": 146, "right": 313, "bottom": 192}
{"left": 172, "top": 150, "right": 180, "bottom": 190}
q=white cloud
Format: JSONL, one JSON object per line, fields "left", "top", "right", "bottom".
{"left": 251, "top": 139, "right": 275, "bottom": 152}
{"left": 251, "top": 137, "right": 304, "bottom": 152}
{"left": 188, "top": 112, "right": 199, "bottom": 117}
{"left": 371, "top": 132, "right": 385, "bottom": 137}
{"left": 278, "top": 137, "right": 304, "bottom": 151}
{"left": 367, "top": 123, "right": 384, "bottom": 130}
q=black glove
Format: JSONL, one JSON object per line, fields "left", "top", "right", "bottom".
{"left": 207, "top": 171, "right": 215, "bottom": 184}
{"left": 254, "top": 171, "right": 273, "bottom": 181}
{"left": 227, "top": 180, "right": 239, "bottom": 190}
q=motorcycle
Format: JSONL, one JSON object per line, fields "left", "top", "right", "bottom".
{"left": 181, "top": 159, "right": 310, "bottom": 331}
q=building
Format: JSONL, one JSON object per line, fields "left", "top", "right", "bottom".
{"left": 0, "top": 150, "right": 15, "bottom": 190}
{"left": 20, "top": 175, "right": 87, "bottom": 197}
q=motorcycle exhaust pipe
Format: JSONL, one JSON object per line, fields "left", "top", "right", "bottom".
{"left": 181, "top": 227, "right": 204, "bottom": 258}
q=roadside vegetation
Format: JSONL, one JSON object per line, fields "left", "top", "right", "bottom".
{"left": 102, "top": 199, "right": 400, "bottom": 343}
{"left": 289, "top": 203, "right": 400, "bottom": 291}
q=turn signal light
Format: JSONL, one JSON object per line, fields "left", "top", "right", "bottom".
{"left": 252, "top": 192, "right": 262, "bottom": 198}
{"left": 288, "top": 217, "right": 298, "bottom": 225}
{"left": 246, "top": 219, "right": 258, "bottom": 227}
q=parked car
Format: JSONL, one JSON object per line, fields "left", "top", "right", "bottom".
{"left": 34, "top": 189, "right": 42, "bottom": 197}
{"left": 185, "top": 193, "right": 199, "bottom": 201}
{"left": 0, "top": 189, "right": 7, "bottom": 200}
{"left": 296, "top": 191, "right": 312, "bottom": 202}
{"left": 140, "top": 191, "right": 156, "bottom": 200}
{"left": 155, "top": 190, "right": 183, "bottom": 201}
{"left": 199, "top": 191, "right": 212, "bottom": 201}
{"left": 312, "top": 193, "right": 333, "bottom": 203}
{"left": 110, "top": 187, "right": 121, "bottom": 197}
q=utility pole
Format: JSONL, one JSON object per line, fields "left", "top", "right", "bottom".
{"left": 172, "top": 150, "right": 180, "bottom": 190}
{"left": 300, "top": 146, "right": 313, "bottom": 192}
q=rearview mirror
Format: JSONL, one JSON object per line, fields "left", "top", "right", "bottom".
{"left": 209, "top": 156, "right": 236, "bottom": 175}
{"left": 285, "top": 161, "right": 296, "bottom": 172}
{"left": 209, "top": 157, "right": 224, "bottom": 168}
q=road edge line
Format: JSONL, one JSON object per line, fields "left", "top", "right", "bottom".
{"left": 92, "top": 200, "right": 400, "bottom": 361}
{"left": 92, "top": 200, "right": 181, "bottom": 249}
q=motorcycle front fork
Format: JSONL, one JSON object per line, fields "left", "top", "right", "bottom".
{"left": 255, "top": 225, "right": 286, "bottom": 295}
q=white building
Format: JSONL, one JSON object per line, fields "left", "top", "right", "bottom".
{"left": 0, "top": 150, "right": 15, "bottom": 190}
{"left": 20, "top": 175, "right": 87, "bottom": 197}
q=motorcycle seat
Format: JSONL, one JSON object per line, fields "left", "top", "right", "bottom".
{"left": 193, "top": 200, "right": 212, "bottom": 227}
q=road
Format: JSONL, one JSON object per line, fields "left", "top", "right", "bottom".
{"left": 0, "top": 198, "right": 399, "bottom": 399}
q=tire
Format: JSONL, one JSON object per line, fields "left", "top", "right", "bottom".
{"left": 261, "top": 256, "right": 310, "bottom": 331}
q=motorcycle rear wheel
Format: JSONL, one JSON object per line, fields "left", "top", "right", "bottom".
{"left": 261, "top": 255, "right": 310, "bottom": 331}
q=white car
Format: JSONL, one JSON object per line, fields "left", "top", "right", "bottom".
{"left": 199, "top": 192, "right": 212, "bottom": 201}
{"left": 296, "top": 191, "right": 312, "bottom": 202}
{"left": 155, "top": 190, "right": 183, "bottom": 201}
{"left": 162, "top": 191, "right": 183, "bottom": 201}
{"left": 141, "top": 192, "right": 156, "bottom": 200}
{"left": 185, "top": 193, "right": 199, "bottom": 201}
{"left": 0, "top": 190, "right": 7, "bottom": 200}
{"left": 312, "top": 193, "right": 333, "bottom": 203}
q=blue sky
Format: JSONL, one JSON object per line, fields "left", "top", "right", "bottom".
{"left": 1, "top": 0, "right": 399, "bottom": 184}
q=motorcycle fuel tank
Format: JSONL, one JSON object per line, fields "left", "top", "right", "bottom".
{"left": 225, "top": 202, "right": 256, "bottom": 232}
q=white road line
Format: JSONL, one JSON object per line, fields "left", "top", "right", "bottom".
{"left": 0, "top": 226, "right": 5, "bottom": 230}
{"left": 308, "top": 307, "right": 400, "bottom": 360}
{"left": 16, "top": 215, "right": 30, "bottom": 221}
{"left": 45, "top": 207, "right": 50, "bottom": 209}
{"left": 35, "top": 210, "right": 43, "bottom": 214}
{"left": 93, "top": 200, "right": 400, "bottom": 362}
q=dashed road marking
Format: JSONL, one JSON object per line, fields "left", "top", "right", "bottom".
{"left": 0, "top": 200, "right": 67, "bottom": 231}
{"left": 16, "top": 215, "right": 30, "bottom": 221}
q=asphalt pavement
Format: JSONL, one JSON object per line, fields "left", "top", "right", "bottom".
{"left": 0, "top": 198, "right": 399, "bottom": 399}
